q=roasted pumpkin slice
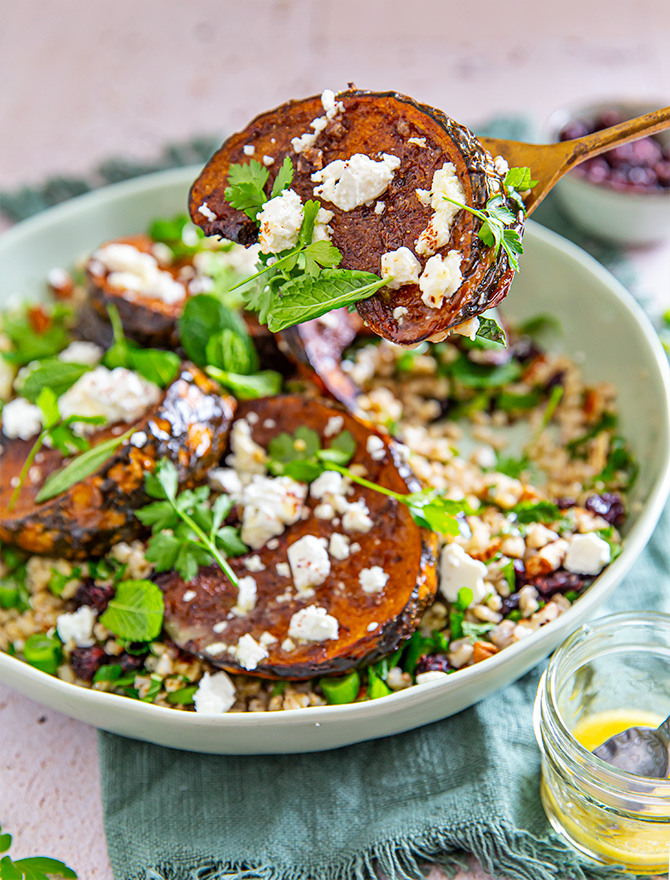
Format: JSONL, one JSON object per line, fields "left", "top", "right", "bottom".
{"left": 188, "top": 89, "right": 522, "bottom": 346}
{"left": 0, "top": 365, "right": 235, "bottom": 559}
{"left": 85, "top": 234, "right": 191, "bottom": 347}
{"left": 158, "top": 395, "right": 438, "bottom": 679}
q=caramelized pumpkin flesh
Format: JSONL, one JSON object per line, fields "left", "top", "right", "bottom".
{"left": 189, "top": 90, "right": 522, "bottom": 346}
{"left": 158, "top": 395, "right": 437, "bottom": 679}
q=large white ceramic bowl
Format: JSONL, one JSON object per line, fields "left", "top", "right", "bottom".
{"left": 1, "top": 167, "right": 669, "bottom": 754}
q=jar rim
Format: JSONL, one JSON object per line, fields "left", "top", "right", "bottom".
{"left": 543, "top": 610, "right": 670, "bottom": 801}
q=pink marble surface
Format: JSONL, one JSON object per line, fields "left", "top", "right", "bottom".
{"left": 1, "top": 2, "right": 669, "bottom": 878}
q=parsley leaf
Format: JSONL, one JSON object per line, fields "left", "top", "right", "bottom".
{"left": 266, "top": 269, "right": 387, "bottom": 332}
{"left": 99, "top": 580, "right": 164, "bottom": 642}
{"left": 509, "top": 500, "right": 560, "bottom": 524}
{"left": 462, "top": 620, "right": 496, "bottom": 640}
{"left": 270, "top": 156, "right": 294, "bottom": 198}
{"left": 224, "top": 160, "right": 270, "bottom": 221}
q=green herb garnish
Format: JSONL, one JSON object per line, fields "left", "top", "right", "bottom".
{"left": 99, "top": 579, "right": 164, "bottom": 642}
{"left": 0, "top": 304, "right": 72, "bottom": 366}
{"left": 166, "top": 684, "right": 199, "bottom": 705}
{"left": 319, "top": 670, "right": 361, "bottom": 705}
{"left": 475, "top": 316, "right": 507, "bottom": 346}
{"left": 509, "top": 500, "right": 560, "bottom": 524}
{"left": 103, "top": 305, "right": 179, "bottom": 388}
{"left": 19, "top": 360, "right": 92, "bottom": 403}
{"left": 22, "top": 632, "right": 63, "bottom": 675}
{"left": 205, "top": 367, "right": 282, "bottom": 400}
{"left": 0, "top": 824, "right": 77, "bottom": 880}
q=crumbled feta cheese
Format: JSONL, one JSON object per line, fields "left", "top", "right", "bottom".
{"left": 198, "top": 201, "right": 217, "bottom": 221}
{"left": 494, "top": 155, "right": 510, "bottom": 177}
{"left": 193, "top": 671, "right": 236, "bottom": 714}
{"left": 244, "top": 555, "right": 266, "bottom": 572}
{"left": 321, "top": 88, "right": 337, "bottom": 115}
{"left": 288, "top": 605, "right": 339, "bottom": 642}
{"left": 564, "top": 533, "right": 611, "bottom": 575}
{"left": 194, "top": 243, "right": 260, "bottom": 279}
{"left": 380, "top": 247, "right": 422, "bottom": 290}
{"left": 374, "top": 201, "right": 386, "bottom": 215}
{"left": 287, "top": 535, "right": 331, "bottom": 592}
{"left": 452, "top": 317, "right": 480, "bottom": 340}
{"left": 526, "top": 523, "right": 559, "bottom": 550}
{"left": 342, "top": 499, "right": 374, "bottom": 533}
{"left": 2, "top": 397, "right": 43, "bottom": 440}
{"left": 415, "top": 162, "right": 466, "bottom": 256}
{"left": 328, "top": 532, "right": 351, "bottom": 560}
{"left": 231, "top": 576, "right": 257, "bottom": 617}
{"left": 408, "top": 137, "right": 427, "bottom": 148}
{"left": 257, "top": 189, "right": 304, "bottom": 254}
{"left": 262, "top": 155, "right": 275, "bottom": 166}
{"left": 234, "top": 634, "right": 268, "bottom": 670}
{"left": 393, "top": 306, "right": 408, "bottom": 324}
{"left": 439, "top": 543, "right": 487, "bottom": 605}
{"left": 312, "top": 153, "right": 401, "bottom": 211}
{"left": 366, "top": 435, "right": 386, "bottom": 461}
{"left": 243, "top": 144, "right": 255, "bottom": 156}
{"left": 310, "top": 470, "right": 346, "bottom": 500}
{"left": 324, "top": 415, "right": 344, "bottom": 438}
{"left": 183, "top": 590, "right": 196, "bottom": 602}
{"left": 276, "top": 562, "right": 291, "bottom": 578}
{"left": 418, "top": 252, "right": 463, "bottom": 309}
{"left": 314, "top": 503, "right": 336, "bottom": 520}
{"left": 282, "top": 637, "right": 296, "bottom": 652}
{"left": 359, "top": 565, "right": 389, "bottom": 594}
{"left": 226, "top": 418, "right": 267, "bottom": 478}
{"left": 367, "top": 621, "right": 379, "bottom": 632}
{"left": 204, "top": 642, "right": 228, "bottom": 657}
{"left": 260, "top": 631, "right": 278, "bottom": 647}
{"left": 58, "top": 341, "right": 103, "bottom": 366}
{"left": 58, "top": 366, "right": 161, "bottom": 430}
{"left": 212, "top": 621, "right": 228, "bottom": 634}
{"left": 56, "top": 606, "right": 96, "bottom": 647}
{"left": 312, "top": 207, "right": 334, "bottom": 242}
{"left": 208, "top": 467, "right": 243, "bottom": 497}
{"left": 239, "top": 475, "right": 307, "bottom": 549}
{"left": 92, "top": 243, "right": 186, "bottom": 305}
{"left": 415, "top": 670, "right": 449, "bottom": 685}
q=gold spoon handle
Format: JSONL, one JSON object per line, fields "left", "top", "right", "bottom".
{"left": 480, "top": 106, "right": 670, "bottom": 215}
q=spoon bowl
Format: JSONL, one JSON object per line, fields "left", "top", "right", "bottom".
{"left": 593, "top": 716, "right": 670, "bottom": 779}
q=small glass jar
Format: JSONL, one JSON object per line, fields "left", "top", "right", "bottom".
{"left": 534, "top": 611, "right": 670, "bottom": 874}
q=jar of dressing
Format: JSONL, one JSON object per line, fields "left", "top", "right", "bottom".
{"left": 534, "top": 611, "right": 670, "bottom": 874}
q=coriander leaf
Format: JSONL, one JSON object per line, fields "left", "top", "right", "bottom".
{"left": 144, "top": 532, "right": 182, "bottom": 572}
{"left": 486, "top": 194, "right": 517, "bottom": 226}
{"left": 298, "top": 199, "right": 322, "bottom": 247}
{"left": 462, "top": 620, "right": 496, "bottom": 640}
{"left": 505, "top": 167, "right": 538, "bottom": 192}
{"left": 100, "top": 579, "right": 164, "bottom": 641}
{"left": 266, "top": 269, "right": 388, "bottom": 332}
{"left": 270, "top": 156, "right": 294, "bottom": 198}
{"left": 11, "top": 857, "right": 77, "bottom": 880}
{"left": 20, "top": 361, "right": 91, "bottom": 404}
{"left": 501, "top": 227, "right": 524, "bottom": 271}
{"left": 210, "top": 493, "right": 232, "bottom": 536}
{"left": 316, "top": 429, "right": 356, "bottom": 466}
{"left": 476, "top": 317, "right": 507, "bottom": 346}
{"left": 224, "top": 160, "right": 269, "bottom": 221}
{"left": 36, "top": 429, "right": 133, "bottom": 503}
{"left": 269, "top": 426, "right": 320, "bottom": 465}
{"left": 145, "top": 458, "right": 179, "bottom": 501}
{"left": 215, "top": 525, "right": 248, "bottom": 557}
{"left": 302, "top": 240, "right": 342, "bottom": 276}
{"left": 136, "top": 500, "right": 178, "bottom": 531}
{"left": 206, "top": 367, "right": 282, "bottom": 400}
{"left": 283, "top": 459, "right": 323, "bottom": 482}
{"left": 510, "top": 500, "right": 560, "bottom": 524}
{"left": 174, "top": 543, "right": 213, "bottom": 582}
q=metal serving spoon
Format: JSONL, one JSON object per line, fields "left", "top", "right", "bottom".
{"left": 479, "top": 106, "right": 670, "bottom": 215}
{"left": 592, "top": 714, "right": 670, "bottom": 778}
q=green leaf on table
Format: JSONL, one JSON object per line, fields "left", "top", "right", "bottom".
{"left": 99, "top": 579, "right": 164, "bottom": 641}
{"left": 10, "top": 857, "right": 77, "bottom": 880}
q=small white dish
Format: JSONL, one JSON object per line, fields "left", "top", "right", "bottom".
{"left": 1, "top": 167, "right": 669, "bottom": 754}
{"left": 544, "top": 99, "right": 670, "bottom": 247}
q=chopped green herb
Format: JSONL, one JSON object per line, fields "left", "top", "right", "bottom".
{"left": 596, "top": 526, "right": 624, "bottom": 563}
{"left": 367, "top": 668, "right": 392, "bottom": 700}
{"left": 319, "top": 670, "right": 360, "bottom": 704}
{"left": 0, "top": 304, "right": 72, "bottom": 366}
{"left": 494, "top": 452, "right": 530, "bottom": 479}
{"left": 99, "top": 579, "right": 164, "bottom": 642}
{"left": 103, "top": 304, "right": 180, "bottom": 387}
{"left": 140, "top": 674, "right": 163, "bottom": 703}
{"left": 271, "top": 156, "right": 294, "bottom": 199}
{"left": 475, "top": 316, "right": 507, "bottom": 346}
{"left": 178, "top": 293, "right": 258, "bottom": 375}
{"left": 93, "top": 664, "right": 123, "bottom": 683}
{"left": 448, "top": 354, "right": 523, "bottom": 390}
{"left": 23, "top": 633, "right": 62, "bottom": 675}
{"left": 0, "top": 823, "right": 77, "bottom": 879}
{"left": 462, "top": 620, "right": 496, "bottom": 640}
{"left": 564, "top": 590, "right": 580, "bottom": 603}
{"left": 507, "top": 609, "right": 522, "bottom": 622}
{"left": 19, "top": 360, "right": 92, "bottom": 404}
{"left": 48, "top": 567, "right": 81, "bottom": 598}
{"left": 596, "top": 436, "right": 638, "bottom": 488}
{"left": 206, "top": 367, "right": 282, "bottom": 400}
{"left": 495, "top": 390, "right": 542, "bottom": 412}
{"left": 516, "top": 314, "right": 561, "bottom": 341}
{"left": 166, "top": 684, "right": 199, "bottom": 705}
{"left": 509, "top": 500, "right": 560, "bottom": 524}
{"left": 149, "top": 214, "right": 206, "bottom": 259}
{"left": 567, "top": 412, "right": 618, "bottom": 456}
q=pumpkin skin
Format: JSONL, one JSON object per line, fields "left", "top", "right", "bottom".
{"left": 157, "top": 395, "right": 438, "bottom": 679}
{"left": 188, "top": 89, "right": 523, "bottom": 346}
{"left": 0, "top": 365, "right": 236, "bottom": 559}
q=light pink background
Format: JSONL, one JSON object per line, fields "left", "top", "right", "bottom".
{"left": 1, "top": 2, "right": 669, "bottom": 877}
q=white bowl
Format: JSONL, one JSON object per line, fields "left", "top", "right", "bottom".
{"left": 545, "top": 99, "right": 670, "bottom": 246}
{"left": 1, "top": 167, "right": 669, "bottom": 754}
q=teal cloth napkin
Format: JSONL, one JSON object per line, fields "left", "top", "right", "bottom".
{"left": 2, "top": 124, "right": 666, "bottom": 880}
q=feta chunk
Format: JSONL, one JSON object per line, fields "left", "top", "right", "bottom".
{"left": 56, "top": 606, "right": 96, "bottom": 647}
{"left": 58, "top": 366, "right": 161, "bottom": 430}
{"left": 197, "top": 201, "right": 217, "bottom": 221}
{"left": 366, "top": 435, "right": 386, "bottom": 461}
{"left": 208, "top": 467, "right": 243, "bottom": 497}
{"left": 564, "top": 533, "right": 611, "bottom": 575}
{"left": 239, "top": 475, "right": 307, "bottom": 549}
{"left": 312, "top": 207, "right": 334, "bottom": 242}
{"left": 231, "top": 576, "right": 257, "bottom": 617}
{"left": 193, "top": 671, "right": 236, "bottom": 714}
{"left": 243, "top": 555, "right": 266, "bottom": 573}
{"left": 439, "top": 543, "right": 487, "bottom": 605}
{"left": 393, "top": 306, "right": 408, "bottom": 324}
{"left": 243, "top": 144, "right": 255, "bottom": 156}
{"left": 287, "top": 535, "right": 331, "bottom": 592}
{"left": 92, "top": 243, "right": 186, "bottom": 305}
{"left": 226, "top": 418, "right": 267, "bottom": 478}
{"left": 310, "top": 470, "right": 346, "bottom": 500}
{"left": 418, "top": 252, "right": 463, "bottom": 309}
{"left": 342, "top": 499, "right": 374, "bottom": 533}
{"left": 324, "top": 416, "right": 344, "bottom": 438}
{"left": 312, "top": 153, "right": 401, "bottom": 211}
{"left": 2, "top": 397, "right": 42, "bottom": 440}
{"left": 329, "top": 532, "right": 351, "bottom": 560}
{"left": 288, "top": 605, "right": 339, "bottom": 642}
{"left": 258, "top": 189, "right": 304, "bottom": 254}
{"left": 380, "top": 247, "right": 422, "bottom": 290}
{"left": 183, "top": 590, "right": 196, "bottom": 602}
{"left": 58, "top": 341, "right": 103, "bottom": 366}
{"left": 415, "top": 162, "right": 466, "bottom": 256}
{"left": 359, "top": 565, "right": 389, "bottom": 594}
{"left": 415, "top": 670, "right": 449, "bottom": 685}
{"left": 233, "top": 633, "right": 268, "bottom": 670}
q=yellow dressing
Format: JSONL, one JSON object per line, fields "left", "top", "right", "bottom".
{"left": 572, "top": 709, "right": 666, "bottom": 752}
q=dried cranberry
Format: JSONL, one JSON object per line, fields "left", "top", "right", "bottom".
{"left": 70, "top": 645, "right": 107, "bottom": 682}
{"left": 511, "top": 336, "right": 542, "bottom": 363}
{"left": 595, "top": 110, "right": 624, "bottom": 130}
{"left": 415, "top": 654, "right": 452, "bottom": 675}
{"left": 546, "top": 370, "right": 566, "bottom": 392}
{"left": 655, "top": 161, "right": 670, "bottom": 186}
{"left": 74, "top": 578, "right": 115, "bottom": 613}
{"left": 501, "top": 592, "right": 520, "bottom": 616}
{"left": 512, "top": 559, "right": 528, "bottom": 589}
{"left": 119, "top": 651, "right": 148, "bottom": 673}
{"left": 582, "top": 157, "right": 610, "bottom": 184}
{"left": 585, "top": 493, "right": 625, "bottom": 527}
{"left": 556, "top": 497, "right": 577, "bottom": 510}
{"left": 559, "top": 120, "right": 590, "bottom": 141}
{"left": 530, "top": 570, "right": 592, "bottom": 599}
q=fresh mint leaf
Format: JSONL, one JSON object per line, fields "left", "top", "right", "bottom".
{"left": 99, "top": 579, "right": 164, "bottom": 641}
{"left": 270, "top": 156, "right": 294, "bottom": 198}
{"left": 448, "top": 354, "right": 523, "bottom": 389}
{"left": 224, "top": 160, "right": 269, "bottom": 221}
{"left": 510, "top": 500, "right": 560, "bottom": 524}
{"left": 178, "top": 294, "right": 257, "bottom": 373}
{"left": 205, "top": 328, "right": 255, "bottom": 375}
{"left": 266, "top": 269, "right": 388, "bottom": 332}
{"left": 22, "top": 633, "right": 62, "bottom": 675}
{"left": 20, "top": 360, "right": 91, "bottom": 404}
{"left": 36, "top": 428, "right": 133, "bottom": 503}
{"left": 205, "top": 367, "right": 282, "bottom": 400}
{"left": 104, "top": 305, "right": 179, "bottom": 387}
{"left": 476, "top": 317, "right": 507, "bottom": 346}
{"left": 0, "top": 305, "right": 71, "bottom": 366}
